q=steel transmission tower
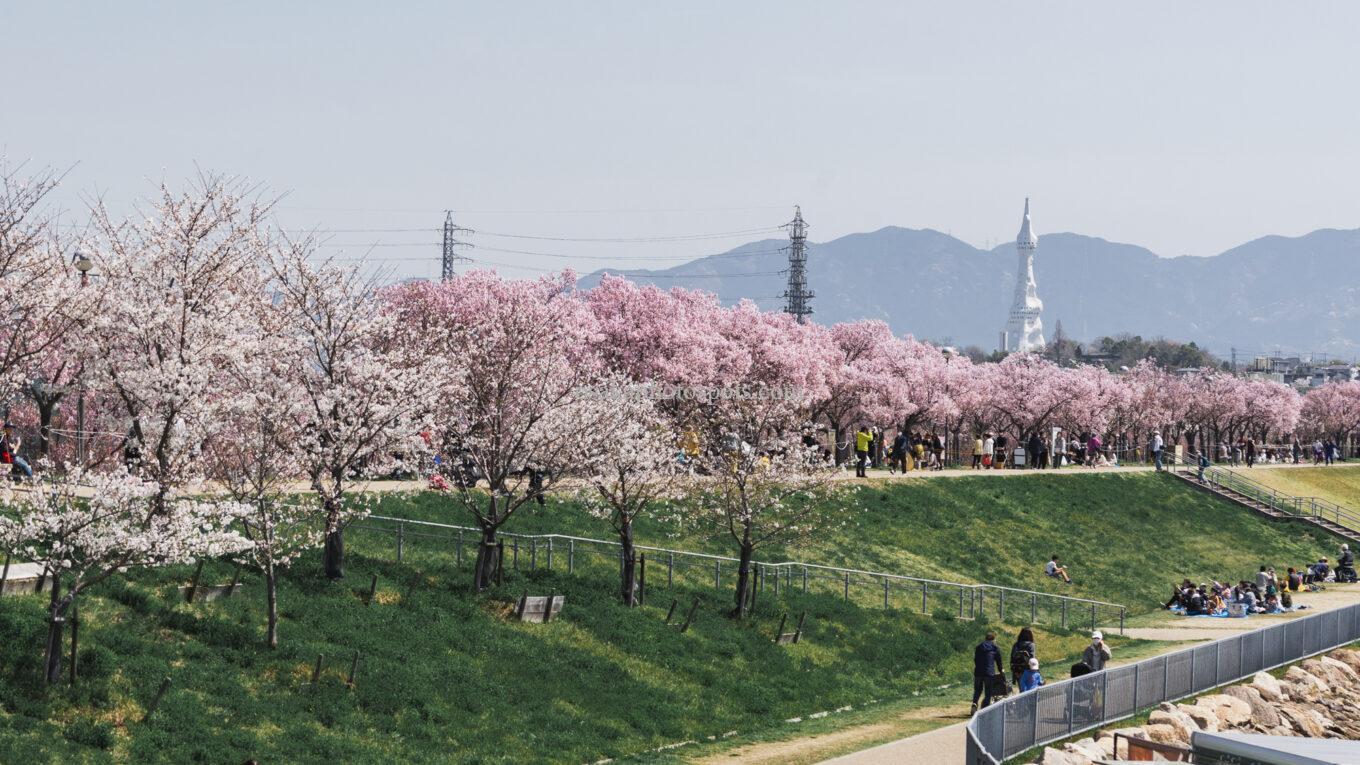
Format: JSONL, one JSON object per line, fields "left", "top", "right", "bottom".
{"left": 441, "top": 211, "right": 472, "bottom": 281}
{"left": 781, "top": 206, "right": 813, "bottom": 323}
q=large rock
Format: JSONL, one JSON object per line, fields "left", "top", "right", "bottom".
{"left": 1063, "top": 738, "right": 1107, "bottom": 761}
{"left": 1320, "top": 656, "right": 1359, "bottom": 685}
{"left": 1039, "top": 746, "right": 1092, "bottom": 765}
{"left": 1148, "top": 709, "right": 1196, "bottom": 743}
{"left": 1279, "top": 703, "right": 1328, "bottom": 737}
{"left": 1329, "top": 648, "right": 1360, "bottom": 676}
{"left": 1302, "top": 658, "right": 1354, "bottom": 689}
{"left": 1177, "top": 703, "right": 1220, "bottom": 732}
{"left": 1143, "top": 723, "right": 1186, "bottom": 747}
{"left": 1285, "top": 666, "right": 1330, "bottom": 698}
{"left": 1196, "top": 693, "right": 1253, "bottom": 727}
{"left": 1251, "top": 671, "right": 1285, "bottom": 702}
{"left": 1223, "top": 685, "right": 1281, "bottom": 729}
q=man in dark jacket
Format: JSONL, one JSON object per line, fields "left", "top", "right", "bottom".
{"left": 971, "top": 631, "right": 1006, "bottom": 714}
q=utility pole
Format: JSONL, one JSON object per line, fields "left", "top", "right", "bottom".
{"left": 781, "top": 206, "right": 813, "bottom": 324}
{"left": 441, "top": 211, "right": 472, "bottom": 281}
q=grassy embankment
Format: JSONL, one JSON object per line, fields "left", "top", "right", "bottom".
{"left": 0, "top": 472, "right": 1334, "bottom": 763}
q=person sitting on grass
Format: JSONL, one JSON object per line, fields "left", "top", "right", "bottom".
{"left": 1020, "top": 658, "right": 1044, "bottom": 692}
{"left": 1162, "top": 579, "right": 1193, "bottom": 609}
{"left": 1287, "top": 567, "right": 1303, "bottom": 591}
{"left": 1185, "top": 586, "right": 1209, "bottom": 616}
{"left": 1045, "top": 555, "right": 1072, "bottom": 584}
{"left": 1263, "top": 592, "right": 1284, "bottom": 614}
{"left": 1206, "top": 585, "right": 1225, "bottom": 614}
{"left": 1306, "top": 558, "right": 1331, "bottom": 585}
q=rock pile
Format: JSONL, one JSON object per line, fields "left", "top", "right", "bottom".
{"left": 1030, "top": 648, "right": 1360, "bottom": 764}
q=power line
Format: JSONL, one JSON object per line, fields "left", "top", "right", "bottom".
{"left": 471, "top": 226, "right": 783, "bottom": 243}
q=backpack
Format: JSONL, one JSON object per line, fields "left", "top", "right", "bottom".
{"left": 1010, "top": 643, "right": 1032, "bottom": 676}
{"left": 1071, "top": 661, "right": 1092, "bottom": 678}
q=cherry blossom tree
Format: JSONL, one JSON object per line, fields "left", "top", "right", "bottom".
{"left": 980, "top": 353, "right": 1072, "bottom": 442}
{"left": 813, "top": 321, "right": 893, "bottom": 463}
{"left": 270, "top": 245, "right": 431, "bottom": 581}
{"left": 83, "top": 177, "right": 270, "bottom": 512}
{"left": 576, "top": 383, "right": 681, "bottom": 605}
{"left": 203, "top": 289, "right": 320, "bottom": 647}
{"left": 0, "top": 470, "right": 251, "bottom": 684}
{"left": 392, "top": 270, "right": 606, "bottom": 591}
{"left": 1302, "top": 382, "right": 1360, "bottom": 444}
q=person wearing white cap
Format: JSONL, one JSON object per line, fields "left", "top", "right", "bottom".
{"left": 1339, "top": 544, "right": 1357, "bottom": 583}
{"left": 1020, "top": 657, "right": 1044, "bottom": 692}
{"left": 1082, "top": 630, "right": 1111, "bottom": 672}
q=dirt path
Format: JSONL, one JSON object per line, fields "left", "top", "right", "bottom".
{"left": 691, "top": 704, "right": 969, "bottom": 765}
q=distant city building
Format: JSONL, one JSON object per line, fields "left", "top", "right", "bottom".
{"left": 1000, "top": 198, "right": 1045, "bottom": 353}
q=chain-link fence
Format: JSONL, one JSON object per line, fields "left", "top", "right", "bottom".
{"left": 966, "top": 600, "right": 1360, "bottom": 764}
{"left": 349, "top": 514, "right": 1127, "bottom": 632}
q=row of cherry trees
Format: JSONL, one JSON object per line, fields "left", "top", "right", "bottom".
{"left": 0, "top": 170, "right": 1353, "bottom": 681}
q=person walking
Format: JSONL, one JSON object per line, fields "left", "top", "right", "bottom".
{"left": 1020, "top": 658, "right": 1045, "bottom": 692}
{"left": 1009, "top": 627, "right": 1037, "bottom": 687}
{"left": 890, "top": 431, "right": 907, "bottom": 475}
{"left": 1151, "top": 431, "right": 1164, "bottom": 472}
{"left": 1245, "top": 438, "right": 1257, "bottom": 468}
{"left": 854, "top": 426, "right": 872, "bottom": 478}
{"left": 1082, "top": 631, "right": 1112, "bottom": 672}
{"left": 982, "top": 432, "right": 995, "bottom": 469}
{"left": 971, "top": 631, "right": 1006, "bottom": 714}
{"left": 972, "top": 434, "right": 984, "bottom": 470}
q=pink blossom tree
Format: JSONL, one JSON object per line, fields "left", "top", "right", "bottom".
{"left": 1302, "top": 382, "right": 1360, "bottom": 444}
{"left": 392, "top": 270, "right": 607, "bottom": 591}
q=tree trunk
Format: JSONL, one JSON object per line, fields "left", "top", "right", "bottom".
{"left": 43, "top": 576, "right": 69, "bottom": 685}
{"left": 619, "top": 518, "right": 637, "bottom": 606}
{"left": 323, "top": 529, "right": 345, "bottom": 581}
{"left": 831, "top": 420, "right": 848, "bottom": 465}
{"left": 731, "top": 542, "right": 755, "bottom": 619}
{"left": 265, "top": 561, "right": 279, "bottom": 649}
{"left": 37, "top": 398, "right": 57, "bottom": 459}
{"left": 472, "top": 526, "right": 499, "bottom": 592}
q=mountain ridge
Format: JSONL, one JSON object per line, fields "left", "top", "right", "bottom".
{"left": 578, "top": 226, "right": 1360, "bottom": 357}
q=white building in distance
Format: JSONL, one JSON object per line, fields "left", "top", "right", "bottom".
{"left": 1000, "top": 198, "right": 1046, "bottom": 353}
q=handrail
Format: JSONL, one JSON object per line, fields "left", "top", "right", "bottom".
{"left": 1171, "top": 453, "right": 1360, "bottom": 531}
{"left": 359, "top": 513, "right": 1129, "bottom": 611}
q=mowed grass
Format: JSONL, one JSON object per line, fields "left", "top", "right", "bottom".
{"left": 390, "top": 472, "right": 1337, "bottom": 620}
{"left": 1222, "top": 463, "right": 1360, "bottom": 513}
{"left": 0, "top": 522, "right": 1130, "bottom": 765}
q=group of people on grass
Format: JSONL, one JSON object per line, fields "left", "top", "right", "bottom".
{"left": 1161, "top": 546, "right": 1358, "bottom": 617}
{"left": 971, "top": 627, "right": 1111, "bottom": 713}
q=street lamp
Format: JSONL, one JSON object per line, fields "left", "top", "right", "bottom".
{"left": 72, "top": 251, "right": 93, "bottom": 285}
{"left": 71, "top": 251, "right": 93, "bottom": 465}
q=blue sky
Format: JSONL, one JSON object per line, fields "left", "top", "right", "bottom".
{"left": 4, "top": 2, "right": 1358, "bottom": 280}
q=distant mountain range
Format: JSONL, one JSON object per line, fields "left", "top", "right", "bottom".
{"left": 580, "top": 226, "right": 1360, "bottom": 358}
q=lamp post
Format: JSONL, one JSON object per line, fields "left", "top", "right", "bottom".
{"left": 72, "top": 252, "right": 93, "bottom": 466}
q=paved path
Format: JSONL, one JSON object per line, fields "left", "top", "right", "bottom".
{"left": 817, "top": 583, "right": 1360, "bottom": 765}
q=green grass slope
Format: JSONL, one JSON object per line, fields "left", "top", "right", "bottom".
{"left": 0, "top": 534, "right": 1120, "bottom": 764}
{"left": 393, "top": 472, "right": 1337, "bottom": 619}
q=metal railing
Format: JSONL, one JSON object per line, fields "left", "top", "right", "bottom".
{"left": 349, "top": 514, "right": 1128, "bottom": 633}
{"left": 966, "top": 597, "right": 1360, "bottom": 763}
{"left": 1174, "top": 454, "right": 1360, "bottom": 532}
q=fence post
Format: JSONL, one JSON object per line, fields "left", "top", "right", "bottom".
{"left": 569, "top": 540, "right": 575, "bottom": 573}
{"left": 1163, "top": 655, "right": 1169, "bottom": 698}
{"left": 396, "top": 522, "right": 404, "bottom": 563}
{"left": 999, "top": 590, "right": 1005, "bottom": 621}
{"left": 1190, "top": 648, "right": 1196, "bottom": 691}
{"left": 1215, "top": 640, "right": 1222, "bottom": 685}
{"left": 546, "top": 538, "right": 553, "bottom": 570}
{"left": 883, "top": 578, "right": 889, "bottom": 609}
{"left": 1090, "top": 604, "right": 1096, "bottom": 633}
{"left": 715, "top": 561, "right": 721, "bottom": 589}
{"left": 1031, "top": 594, "right": 1037, "bottom": 625}
{"left": 456, "top": 530, "right": 463, "bottom": 565}
{"left": 512, "top": 539, "right": 519, "bottom": 570}
{"left": 802, "top": 566, "right": 808, "bottom": 592}
{"left": 1067, "top": 681, "right": 1075, "bottom": 736}
{"left": 959, "top": 588, "right": 964, "bottom": 618}
{"left": 922, "top": 582, "right": 929, "bottom": 613}
{"left": 1120, "top": 608, "right": 1126, "bottom": 636}
{"left": 843, "top": 571, "right": 850, "bottom": 601}
{"left": 530, "top": 539, "right": 537, "bottom": 570}
{"left": 1062, "top": 599, "right": 1068, "bottom": 630}
{"left": 667, "top": 552, "right": 673, "bottom": 588}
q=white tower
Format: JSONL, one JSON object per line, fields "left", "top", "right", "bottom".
{"left": 1001, "top": 198, "right": 1045, "bottom": 352}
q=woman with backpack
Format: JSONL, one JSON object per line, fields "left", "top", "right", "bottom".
{"left": 1009, "top": 627, "right": 1037, "bottom": 687}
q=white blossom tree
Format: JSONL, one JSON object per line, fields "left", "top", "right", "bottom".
{"left": 203, "top": 289, "right": 321, "bottom": 647}
{"left": 0, "top": 470, "right": 251, "bottom": 684}
{"left": 270, "top": 245, "right": 431, "bottom": 581}
{"left": 577, "top": 384, "right": 682, "bottom": 605}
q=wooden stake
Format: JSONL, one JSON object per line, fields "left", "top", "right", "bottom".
{"left": 365, "top": 574, "right": 378, "bottom": 606}
{"left": 69, "top": 601, "right": 80, "bottom": 686}
{"left": 773, "top": 612, "right": 787, "bottom": 644}
{"left": 679, "top": 598, "right": 700, "bottom": 633}
{"left": 310, "top": 654, "right": 325, "bottom": 685}
{"left": 664, "top": 599, "right": 678, "bottom": 624}
{"left": 143, "top": 677, "right": 172, "bottom": 722}
{"left": 346, "top": 651, "right": 360, "bottom": 688}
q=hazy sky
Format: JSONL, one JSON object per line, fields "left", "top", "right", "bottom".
{"left": 5, "top": 2, "right": 1359, "bottom": 281}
